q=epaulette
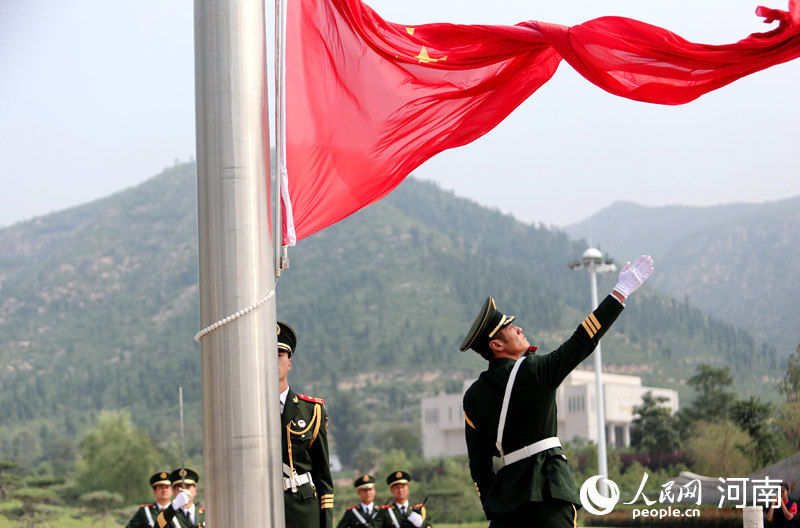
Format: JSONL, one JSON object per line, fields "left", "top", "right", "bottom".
{"left": 413, "top": 504, "right": 424, "bottom": 509}
{"left": 347, "top": 506, "right": 357, "bottom": 510}
{"left": 140, "top": 504, "right": 153, "bottom": 508}
{"left": 297, "top": 393, "right": 325, "bottom": 404}
{"left": 380, "top": 505, "right": 393, "bottom": 510}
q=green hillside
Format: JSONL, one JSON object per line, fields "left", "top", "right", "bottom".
{"left": 0, "top": 163, "right": 779, "bottom": 469}
{"left": 563, "top": 197, "right": 800, "bottom": 354}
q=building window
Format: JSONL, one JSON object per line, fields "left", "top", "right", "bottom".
{"left": 424, "top": 408, "right": 439, "bottom": 424}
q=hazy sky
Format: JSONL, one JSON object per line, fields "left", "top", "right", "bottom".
{"left": 2, "top": 0, "right": 798, "bottom": 233}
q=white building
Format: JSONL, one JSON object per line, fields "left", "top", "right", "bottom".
{"left": 421, "top": 369, "right": 678, "bottom": 459}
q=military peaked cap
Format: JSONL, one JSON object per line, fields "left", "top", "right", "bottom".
{"left": 277, "top": 321, "right": 297, "bottom": 357}
{"left": 354, "top": 474, "right": 376, "bottom": 489}
{"left": 386, "top": 470, "right": 411, "bottom": 487}
{"left": 170, "top": 467, "right": 199, "bottom": 487}
{"left": 150, "top": 471, "right": 172, "bottom": 488}
{"left": 459, "top": 296, "right": 515, "bottom": 354}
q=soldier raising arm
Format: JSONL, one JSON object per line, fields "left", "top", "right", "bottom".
{"left": 460, "top": 255, "right": 653, "bottom": 528}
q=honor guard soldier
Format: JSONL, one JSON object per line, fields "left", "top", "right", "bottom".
{"left": 278, "top": 321, "right": 334, "bottom": 528}
{"left": 155, "top": 467, "right": 205, "bottom": 528}
{"left": 125, "top": 471, "right": 173, "bottom": 528}
{"left": 337, "top": 475, "right": 382, "bottom": 528}
{"left": 460, "top": 255, "right": 653, "bottom": 527}
{"left": 378, "top": 471, "right": 431, "bottom": 528}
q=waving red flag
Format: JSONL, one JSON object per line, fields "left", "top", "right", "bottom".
{"left": 282, "top": 0, "right": 800, "bottom": 244}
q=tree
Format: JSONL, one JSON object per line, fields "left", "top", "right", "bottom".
{"left": 0, "top": 476, "right": 61, "bottom": 528}
{"left": 81, "top": 491, "right": 124, "bottom": 528}
{"left": 630, "top": 392, "right": 680, "bottom": 459}
{"left": 730, "top": 396, "right": 783, "bottom": 468}
{"left": 327, "top": 391, "right": 364, "bottom": 468}
{"left": 375, "top": 425, "right": 421, "bottom": 456}
{"left": 687, "top": 420, "right": 755, "bottom": 476}
{"left": 680, "top": 364, "right": 735, "bottom": 426}
{"left": 0, "top": 461, "right": 18, "bottom": 501}
{"left": 779, "top": 344, "right": 800, "bottom": 402}
{"left": 76, "top": 410, "right": 163, "bottom": 504}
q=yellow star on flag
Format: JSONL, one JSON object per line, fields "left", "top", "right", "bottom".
{"left": 415, "top": 46, "right": 447, "bottom": 63}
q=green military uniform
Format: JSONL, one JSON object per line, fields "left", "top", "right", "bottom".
{"left": 127, "top": 503, "right": 168, "bottom": 528}
{"left": 461, "top": 295, "right": 624, "bottom": 527}
{"left": 126, "top": 472, "right": 172, "bottom": 528}
{"left": 377, "top": 472, "right": 432, "bottom": 528}
{"left": 377, "top": 503, "right": 431, "bottom": 528}
{"left": 337, "top": 475, "right": 382, "bottom": 528}
{"left": 282, "top": 389, "right": 334, "bottom": 528}
{"left": 279, "top": 321, "right": 334, "bottom": 528}
{"left": 155, "top": 468, "right": 206, "bottom": 528}
{"left": 337, "top": 505, "right": 382, "bottom": 528}
{"left": 161, "top": 505, "right": 205, "bottom": 528}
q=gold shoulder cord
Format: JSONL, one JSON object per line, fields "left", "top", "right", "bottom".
{"left": 286, "top": 424, "right": 295, "bottom": 482}
{"left": 286, "top": 405, "right": 319, "bottom": 476}
{"left": 309, "top": 404, "right": 322, "bottom": 448}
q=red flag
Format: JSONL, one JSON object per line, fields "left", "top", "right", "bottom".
{"left": 283, "top": 0, "right": 800, "bottom": 244}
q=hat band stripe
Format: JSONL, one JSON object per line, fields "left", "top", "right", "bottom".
{"left": 488, "top": 315, "right": 515, "bottom": 339}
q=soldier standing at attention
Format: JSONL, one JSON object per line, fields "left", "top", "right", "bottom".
{"left": 279, "top": 321, "right": 334, "bottom": 528}
{"left": 337, "top": 475, "right": 382, "bottom": 528}
{"left": 378, "top": 471, "right": 431, "bottom": 528}
{"left": 155, "top": 467, "right": 205, "bottom": 528}
{"left": 460, "top": 255, "right": 654, "bottom": 527}
{"left": 125, "top": 472, "right": 173, "bottom": 528}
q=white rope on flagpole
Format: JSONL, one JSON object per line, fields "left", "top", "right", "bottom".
{"left": 194, "top": 287, "right": 276, "bottom": 342}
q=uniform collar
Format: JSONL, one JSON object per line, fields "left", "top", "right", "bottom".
{"left": 488, "top": 357, "right": 519, "bottom": 370}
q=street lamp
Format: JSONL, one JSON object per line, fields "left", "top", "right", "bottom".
{"left": 568, "top": 248, "right": 616, "bottom": 494}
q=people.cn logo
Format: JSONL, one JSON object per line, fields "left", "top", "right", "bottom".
{"left": 579, "top": 475, "right": 621, "bottom": 515}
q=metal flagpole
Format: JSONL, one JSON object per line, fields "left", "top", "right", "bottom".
{"left": 274, "top": 0, "right": 286, "bottom": 276}
{"left": 194, "top": 0, "right": 285, "bottom": 526}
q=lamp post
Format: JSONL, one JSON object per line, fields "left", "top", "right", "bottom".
{"left": 569, "top": 248, "right": 616, "bottom": 494}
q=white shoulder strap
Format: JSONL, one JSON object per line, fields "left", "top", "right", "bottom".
{"left": 387, "top": 508, "right": 401, "bottom": 528}
{"left": 144, "top": 507, "right": 155, "bottom": 527}
{"left": 351, "top": 508, "right": 367, "bottom": 525}
{"left": 496, "top": 356, "right": 526, "bottom": 456}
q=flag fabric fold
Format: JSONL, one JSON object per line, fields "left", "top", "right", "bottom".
{"left": 283, "top": 0, "right": 800, "bottom": 244}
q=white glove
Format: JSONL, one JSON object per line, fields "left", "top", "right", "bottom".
{"left": 407, "top": 511, "right": 423, "bottom": 527}
{"left": 172, "top": 490, "right": 192, "bottom": 510}
{"left": 613, "top": 255, "right": 654, "bottom": 299}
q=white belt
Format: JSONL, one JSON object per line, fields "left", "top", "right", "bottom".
{"left": 283, "top": 463, "right": 315, "bottom": 492}
{"left": 493, "top": 436, "right": 561, "bottom": 472}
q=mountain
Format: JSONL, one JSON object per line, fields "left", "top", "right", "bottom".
{"left": 0, "top": 163, "right": 779, "bottom": 468}
{"left": 563, "top": 198, "right": 800, "bottom": 355}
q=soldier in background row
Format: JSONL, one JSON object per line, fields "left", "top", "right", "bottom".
{"left": 378, "top": 471, "right": 431, "bottom": 528}
{"left": 337, "top": 474, "right": 382, "bottom": 528}
{"left": 156, "top": 467, "right": 205, "bottom": 528}
{"left": 126, "top": 472, "right": 173, "bottom": 528}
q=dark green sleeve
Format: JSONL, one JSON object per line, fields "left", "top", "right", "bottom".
{"left": 126, "top": 507, "right": 149, "bottom": 528}
{"left": 312, "top": 403, "right": 334, "bottom": 528}
{"left": 463, "top": 392, "right": 493, "bottom": 515}
{"left": 532, "top": 294, "right": 624, "bottom": 390}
